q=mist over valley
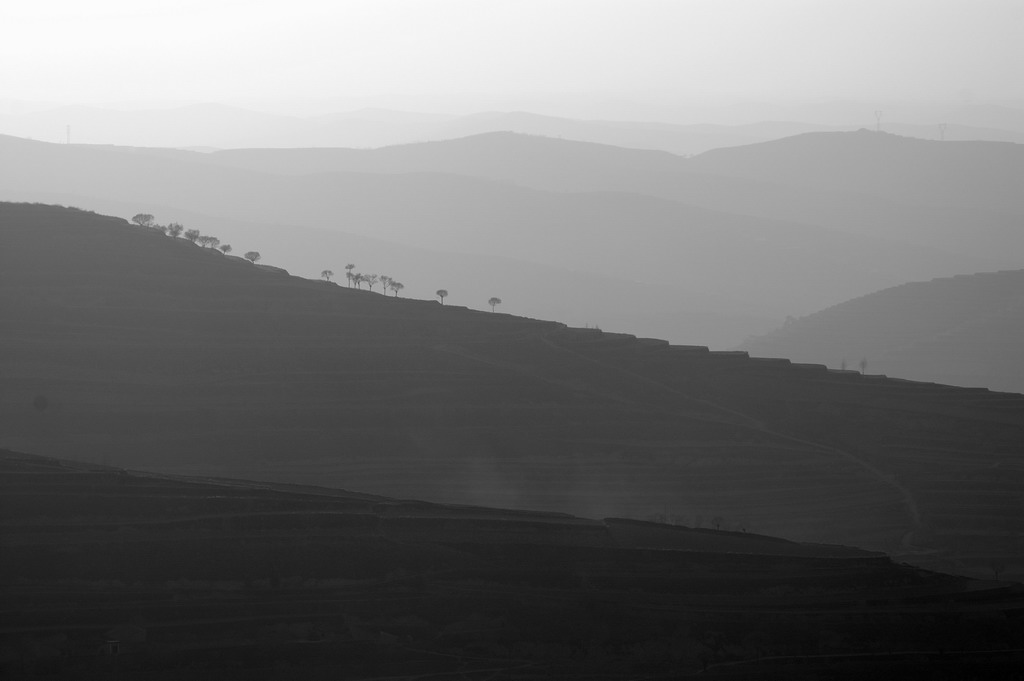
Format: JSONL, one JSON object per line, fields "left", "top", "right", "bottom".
{"left": 2, "top": 2, "right": 1023, "bottom": 677}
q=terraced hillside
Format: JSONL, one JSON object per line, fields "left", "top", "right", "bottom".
{"left": 741, "top": 269, "right": 1024, "bottom": 394}
{"left": 2, "top": 450, "right": 1022, "bottom": 680}
{"left": 2, "top": 203, "right": 1023, "bottom": 580}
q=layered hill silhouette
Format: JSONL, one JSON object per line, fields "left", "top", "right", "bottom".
{"left": 5, "top": 449, "right": 1022, "bottom": 679}
{"left": 688, "top": 129, "right": 1024, "bottom": 216}
{"left": 3, "top": 203, "right": 1023, "bottom": 581}
{"left": 6, "top": 100, "right": 1021, "bottom": 151}
{"left": 0, "top": 132, "right": 1011, "bottom": 348}
{"left": 741, "top": 270, "right": 1024, "bottom": 394}
{"left": 189, "top": 130, "right": 1024, "bottom": 261}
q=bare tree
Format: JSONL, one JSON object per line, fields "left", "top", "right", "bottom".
{"left": 488, "top": 296, "right": 502, "bottom": 312}
{"left": 321, "top": 269, "right": 334, "bottom": 282}
{"left": 344, "top": 263, "right": 355, "bottom": 287}
{"left": 351, "top": 273, "right": 364, "bottom": 289}
{"left": 364, "top": 274, "right": 380, "bottom": 292}
{"left": 166, "top": 223, "right": 184, "bottom": 238}
{"left": 219, "top": 244, "right": 232, "bottom": 254}
{"left": 858, "top": 358, "right": 868, "bottom": 374}
{"left": 389, "top": 281, "right": 404, "bottom": 297}
{"left": 131, "top": 213, "right": 155, "bottom": 228}
{"left": 379, "top": 275, "right": 392, "bottom": 292}
{"left": 244, "top": 251, "right": 261, "bottom": 264}
{"left": 183, "top": 229, "right": 201, "bottom": 243}
{"left": 197, "top": 236, "right": 220, "bottom": 249}
{"left": 436, "top": 289, "right": 448, "bottom": 305}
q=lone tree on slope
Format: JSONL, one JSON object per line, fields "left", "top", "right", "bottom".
{"left": 436, "top": 289, "right": 448, "bottom": 305}
{"left": 389, "top": 281, "right": 404, "bottom": 297}
{"left": 183, "top": 229, "right": 201, "bottom": 243}
{"left": 166, "top": 223, "right": 184, "bottom": 238}
{"left": 219, "top": 244, "right": 232, "bottom": 254}
{"left": 244, "top": 251, "right": 261, "bottom": 264}
{"left": 321, "top": 269, "right": 334, "bottom": 282}
{"left": 131, "top": 213, "right": 155, "bottom": 228}
{"left": 488, "top": 297, "right": 502, "bottom": 312}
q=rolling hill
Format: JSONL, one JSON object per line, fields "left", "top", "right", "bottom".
{"left": 173, "top": 130, "right": 1024, "bottom": 262}
{"left": 688, "top": 129, "right": 1024, "bottom": 217}
{"left": 4, "top": 449, "right": 1022, "bottom": 679}
{"left": 5, "top": 100, "right": 1022, "bottom": 151}
{"left": 3, "top": 203, "right": 1023, "bottom": 581}
{"left": 0, "top": 133, "right": 1008, "bottom": 349}
{"left": 741, "top": 270, "right": 1024, "bottom": 394}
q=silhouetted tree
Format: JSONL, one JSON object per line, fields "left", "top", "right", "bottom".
{"left": 379, "top": 275, "right": 392, "bottom": 292}
{"left": 364, "top": 274, "right": 380, "bottom": 292}
{"left": 488, "top": 296, "right": 502, "bottom": 312}
{"left": 183, "top": 229, "right": 201, "bottom": 243}
{"left": 197, "top": 235, "right": 220, "bottom": 249}
{"left": 436, "top": 289, "right": 448, "bottom": 305}
{"left": 166, "top": 222, "right": 184, "bottom": 238}
{"left": 858, "top": 358, "right": 868, "bottom": 374}
{"left": 351, "top": 273, "right": 363, "bottom": 289}
{"left": 389, "top": 281, "right": 404, "bottom": 297}
{"left": 244, "top": 251, "right": 261, "bottom": 264}
{"left": 321, "top": 269, "right": 334, "bottom": 282}
{"left": 219, "top": 244, "right": 232, "bottom": 254}
{"left": 345, "top": 263, "right": 355, "bottom": 287}
{"left": 131, "top": 213, "right": 155, "bottom": 228}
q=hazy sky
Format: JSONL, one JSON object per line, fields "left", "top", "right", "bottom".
{"left": 2, "top": 0, "right": 1021, "bottom": 109}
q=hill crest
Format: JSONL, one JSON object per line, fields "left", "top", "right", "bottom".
{"left": 4, "top": 202, "right": 1024, "bottom": 581}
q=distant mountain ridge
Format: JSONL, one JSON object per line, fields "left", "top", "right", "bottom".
{"left": 4, "top": 132, "right": 1005, "bottom": 348}
{"left": 3, "top": 100, "right": 1022, "bottom": 151}
{"left": 688, "top": 129, "right": 1024, "bottom": 216}
{"left": 741, "top": 269, "right": 1024, "bottom": 394}
{"left": 176, "top": 130, "right": 1024, "bottom": 263}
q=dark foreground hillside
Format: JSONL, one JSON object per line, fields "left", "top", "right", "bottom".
{"left": 741, "top": 269, "right": 1024, "bottom": 394}
{"left": 2, "top": 450, "right": 1022, "bottom": 680}
{"left": 2, "top": 203, "right": 1024, "bottom": 581}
